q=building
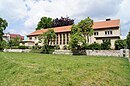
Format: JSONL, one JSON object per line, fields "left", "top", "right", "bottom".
{"left": 3, "top": 33, "right": 24, "bottom": 41}
{"left": 27, "top": 19, "right": 121, "bottom": 49}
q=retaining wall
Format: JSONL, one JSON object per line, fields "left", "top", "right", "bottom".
{"left": 4, "top": 49, "right": 31, "bottom": 53}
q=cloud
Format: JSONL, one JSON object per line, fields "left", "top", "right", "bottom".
{"left": 0, "top": 0, "right": 130, "bottom": 39}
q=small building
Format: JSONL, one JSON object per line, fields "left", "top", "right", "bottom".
{"left": 3, "top": 33, "right": 24, "bottom": 41}
{"left": 19, "top": 41, "right": 35, "bottom": 47}
{"left": 27, "top": 19, "right": 121, "bottom": 49}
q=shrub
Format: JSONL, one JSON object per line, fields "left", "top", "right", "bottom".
{"left": 87, "top": 43, "right": 101, "bottom": 50}
{"left": 55, "top": 45, "right": 60, "bottom": 50}
{"left": 101, "top": 39, "right": 111, "bottom": 50}
{"left": 41, "top": 45, "right": 55, "bottom": 54}
{"left": 18, "top": 46, "right": 29, "bottom": 49}
{"left": 115, "top": 39, "right": 126, "bottom": 50}
{"left": 63, "top": 45, "right": 67, "bottom": 50}
{"left": 0, "top": 40, "right": 7, "bottom": 51}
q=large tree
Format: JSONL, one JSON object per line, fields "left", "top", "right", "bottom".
{"left": 126, "top": 31, "right": 130, "bottom": 49}
{"left": 78, "top": 17, "right": 94, "bottom": 43}
{"left": 0, "top": 17, "right": 8, "bottom": 41}
{"left": 36, "top": 17, "right": 53, "bottom": 30}
{"left": 42, "top": 28, "right": 56, "bottom": 45}
{"left": 69, "top": 25, "right": 85, "bottom": 50}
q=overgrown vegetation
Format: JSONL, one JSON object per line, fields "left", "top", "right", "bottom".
{"left": 0, "top": 52, "right": 130, "bottom": 86}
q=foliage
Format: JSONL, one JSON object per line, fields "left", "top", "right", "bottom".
{"left": 52, "top": 16, "right": 74, "bottom": 27}
{"left": 0, "top": 52, "right": 130, "bottom": 86}
{"left": 115, "top": 39, "right": 126, "bottom": 50}
{"left": 0, "top": 40, "right": 7, "bottom": 51}
{"left": 87, "top": 42, "right": 101, "bottom": 50}
{"left": 41, "top": 44, "right": 55, "bottom": 54}
{"left": 36, "top": 17, "right": 53, "bottom": 30}
{"left": 101, "top": 39, "right": 111, "bottom": 50}
{"left": 78, "top": 17, "right": 94, "bottom": 43}
{"left": 55, "top": 45, "right": 60, "bottom": 50}
{"left": 36, "top": 16, "right": 74, "bottom": 30}
{"left": 69, "top": 25, "right": 85, "bottom": 50}
{"left": 7, "top": 36, "right": 22, "bottom": 48}
{"left": 18, "top": 46, "right": 29, "bottom": 49}
{"left": 0, "top": 17, "right": 8, "bottom": 50}
{"left": 126, "top": 31, "right": 130, "bottom": 49}
{"left": 43, "top": 28, "right": 56, "bottom": 45}
{"left": 0, "top": 17, "right": 8, "bottom": 41}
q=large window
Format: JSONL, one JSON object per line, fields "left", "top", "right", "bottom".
{"left": 63, "top": 33, "right": 65, "bottom": 44}
{"left": 67, "top": 33, "right": 69, "bottom": 44}
{"left": 60, "top": 34, "right": 62, "bottom": 44}
{"left": 56, "top": 34, "right": 58, "bottom": 44}
{"left": 105, "top": 31, "right": 112, "bottom": 35}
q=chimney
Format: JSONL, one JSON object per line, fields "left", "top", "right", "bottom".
{"left": 106, "top": 18, "right": 111, "bottom": 21}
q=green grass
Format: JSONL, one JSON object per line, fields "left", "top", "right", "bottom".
{"left": 0, "top": 52, "right": 130, "bottom": 86}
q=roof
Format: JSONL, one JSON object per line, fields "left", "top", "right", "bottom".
{"left": 27, "top": 26, "right": 71, "bottom": 36}
{"left": 27, "top": 19, "right": 120, "bottom": 36}
{"left": 93, "top": 19, "right": 120, "bottom": 29}
{"left": 10, "top": 34, "right": 24, "bottom": 40}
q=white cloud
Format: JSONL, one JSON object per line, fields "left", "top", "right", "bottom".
{"left": 0, "top": 0, "right": 130, "bottom": 38}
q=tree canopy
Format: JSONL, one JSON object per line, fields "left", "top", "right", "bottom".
{"left": 0, "top": 17, "right": 8, "bottom": 41}
{"left": 42, "top": 28, "right": 56, "bottom": 45}
{"left": 78, "top": 17, "right": 94, "bottom": 43}
{"left": 126, "top": 31, "right": 130, "bottom": 49}
{"left": 36, "top": 16, "right": 74, "bottom": 30}
{"left": 36, "top": 17, "right": 53, "bottom": 30}
{"left": 69, "top": 25, "right": 85, "bottom": 50}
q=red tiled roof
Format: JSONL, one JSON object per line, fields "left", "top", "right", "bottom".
{"left": 27, "top": 19, "right": 120, "bottom": 36}
{"left": 10, "top": 34, "right": 24, "bottom": 40}
{"left": 93, "top": 19, "right": 120, "bottom": 29}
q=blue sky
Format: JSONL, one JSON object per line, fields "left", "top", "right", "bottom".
{"left": 0, "top": 0, "right": 130, "bottom": 40}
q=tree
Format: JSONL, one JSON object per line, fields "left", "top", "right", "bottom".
{"left": 52, "top": 17, "right": 74, "bottom": 27}
{"left": 0, "top": 17, "right": 8, "bottom": 50}
{"left": 126, "top": 31, "right": 130, "bottom": 49}
{"left": 36, "top": 17, "right": 53, "bottom": 30}
{"left": 78, "top": 17, "right": 94, "bottom": 43}
{"left": 0, "top": 17, "right": 8, "bottom": 41}
{"left": 115, "top": 39, "right": 126, "bottom": 50}
{"left": 42, "top": 28, "right": 56, "bottom": 45}
{"left": 69, "top": 25, "right": 85, "bottom": 50}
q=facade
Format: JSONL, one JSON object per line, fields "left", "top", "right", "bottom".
{"left": 27, "top": 19, "right": 121, "bottom": 49}
{"left": 3, "top": 33, "right": 24, "bottom": 41}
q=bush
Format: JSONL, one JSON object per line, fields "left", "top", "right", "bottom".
{"left": 62, "top": 45, "right": 67, "bottom": 50}
{"left": 115, "top": 39, "right": 126, "bottom": 50}
{"left": 87, "top": 43, "right": 101, "bottom": 50}
{"left": 0, "top": 40, "right": 7, "bottom": 51}
{"left": 18, "top": 46, "right": 29, "bottom": 49}
{"left": 101, "top": 40, "right": 111, "bottom": 50}
{"left": 55, "top": 45, "right": 60, "bottom": 50}
{"left": 41, "top": 45, "right": 55, "bottom": 54}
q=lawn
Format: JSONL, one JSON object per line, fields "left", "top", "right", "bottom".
{"left": 0, "top": 52, "right": 130, "bottom": 86}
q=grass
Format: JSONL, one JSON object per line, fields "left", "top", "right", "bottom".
{"left": 0, "top": 52, "right": 130, "bottom": 86}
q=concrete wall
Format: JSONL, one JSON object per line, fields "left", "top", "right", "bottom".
{"left": 53, "top": 49, "right": 130, "bottom": 61}
{"left": 4, "top": 49, "right": 31, "bottom": 53}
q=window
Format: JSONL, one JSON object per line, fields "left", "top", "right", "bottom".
{"left": 56, "top": 34, "right": 58, "bottom": 44}
{"left": 94, "top": 32, "right": 98, "bottom": 35}
{"left": 67, "top": 33, "right": 69, "bottom": 44}
{"left": 105, "top": 31, "right": 112, "bottom": 35}
{"left": 29, "top": 37, "right": 32, "bottom": 40}
{"left": 102, "top": 39, "right": 111, "bottom": 43}
{"left": 63, "top": 33, "right": 65, "bottom": 44}
{"left": 60, "top": 34, "right": 62, "bottom": 44}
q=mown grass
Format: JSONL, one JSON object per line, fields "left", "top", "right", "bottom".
{"left": 0, "top": 52, "right": 130, "bottom": 86}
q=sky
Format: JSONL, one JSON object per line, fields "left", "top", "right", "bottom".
{"left": 0, "top": 0, "right": 130, "bottom": 40}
